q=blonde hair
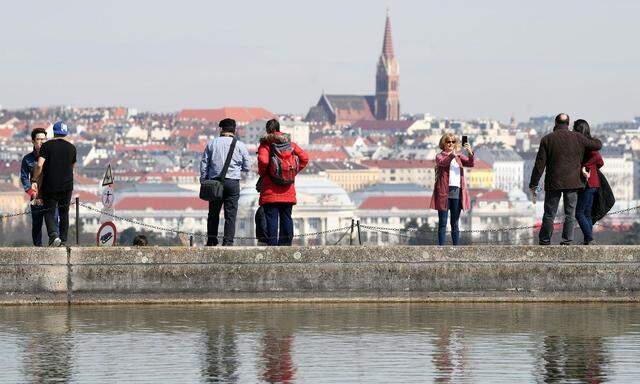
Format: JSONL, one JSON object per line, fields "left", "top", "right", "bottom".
{"left": 438, "top": 133, "right": 461, "bottom": 151}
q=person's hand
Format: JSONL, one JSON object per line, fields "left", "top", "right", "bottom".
{"left": 530, "top": 187, "right": 538, "bottom": 204}
{"left": 26, "top": 187, "right": 37, "bottom": 200}
{"left": 582, "top": 167, "right": 591, "bottom": 180}
{"left": 463, "top": 143, "right": 473, "bottom": 156}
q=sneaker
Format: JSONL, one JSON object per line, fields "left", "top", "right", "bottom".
{"left": 583, "top": 240, "right": 597, "bottom": 245}
{"left": 49, "top": 237, "right": 62, "bottom": 247}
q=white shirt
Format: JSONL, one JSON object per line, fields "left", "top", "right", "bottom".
{"left": 449, "top": 157, "right": 461, "bottom": 187}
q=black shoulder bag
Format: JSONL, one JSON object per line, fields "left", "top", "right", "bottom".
{"left": 199, "top": 137, "right": 237, "bottom": 201}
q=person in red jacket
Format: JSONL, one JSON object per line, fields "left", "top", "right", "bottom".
{"left": 257, "top": 119, "right": 309, "bottom": 246}
{"left": 573, "top": 119, "right": 604, "bottom": 245}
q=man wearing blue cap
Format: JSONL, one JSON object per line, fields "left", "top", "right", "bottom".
{"left": 32, "top": 121, "right": 77, "bottom": 247}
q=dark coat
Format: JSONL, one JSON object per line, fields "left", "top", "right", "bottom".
{"left": 529, "top": 126, "right": 602, "bottom": 191}
{"left": 592, "top": 170, "right": 615, "bottom": 223}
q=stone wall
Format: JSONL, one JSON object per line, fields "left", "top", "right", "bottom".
{"left": 2, "top": 246, "right": 640, "bottom": 304}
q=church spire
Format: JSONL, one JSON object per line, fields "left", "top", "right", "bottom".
{"left": 382, "top": 8, "right": 394, "bottom": 59}
{"left": 375, "top": 8, "right": 400, "bottom": 121}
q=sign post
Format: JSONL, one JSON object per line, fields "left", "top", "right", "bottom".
{"left": 97, "top": 163, "right": 117, "bottom": 246}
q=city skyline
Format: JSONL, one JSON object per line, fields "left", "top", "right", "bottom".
{"left": 2, "top": 0, "right": 640, "bottom": 123}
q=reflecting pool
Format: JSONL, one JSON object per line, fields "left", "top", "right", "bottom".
{"left": 1, "top": 303, "right": 639, "bottom": 383}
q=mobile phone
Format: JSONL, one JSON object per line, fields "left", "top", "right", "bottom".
{"left": 462, "top": 135, "right": 468, "bottom": 146}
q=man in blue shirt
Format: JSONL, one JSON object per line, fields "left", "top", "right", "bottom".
{"left": 20, "top": 128, "right": 58, "bottom": 246}
{"left": 200, "top": 118, "right": 251, "bottom": 246}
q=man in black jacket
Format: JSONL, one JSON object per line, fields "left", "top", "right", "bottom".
{"left": 529, "top": 113, "right": 602, "bottom": 245}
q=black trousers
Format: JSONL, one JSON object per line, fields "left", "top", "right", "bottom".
{"left": 207, "top": 179, "right": 240, "bottom": 246}
{"left": 43, "top": 190, "right": 72, "bottom": 243}
{"left": 539, "top": 189, "right": 578, "bottom": 245}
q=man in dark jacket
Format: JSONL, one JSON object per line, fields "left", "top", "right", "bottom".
{"left": 529, "top": 113, "right": 602, "bottom": 245}
{"left": 32, "top": 121, "right": 77, "bottom": 247}
{"left": 20, "top": 127, "right": 58, "bottom": 246}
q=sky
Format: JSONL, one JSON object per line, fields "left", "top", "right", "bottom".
{"left": 1, "top": 0, "right": 639, "bottom": 123}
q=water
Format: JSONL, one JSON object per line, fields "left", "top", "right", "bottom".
{"left": 1, "top": 303, "right": 639, "bottom": 383}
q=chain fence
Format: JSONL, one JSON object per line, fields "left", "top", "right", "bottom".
{"left": 2, "top": 199, "right": 639, "bottom": 246}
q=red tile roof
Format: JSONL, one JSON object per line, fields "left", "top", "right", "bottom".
{"left": 359, "top": 196, "right": 431, "bottom": 210}
{"left": 75, "top": 190, "right": 100, "bottom": 203}
{"left": 471, "top": 159, "right": 493, "bottom": 170}
{"left": 469, "top": 189, "right": 509, "bottom": 201}
{"left": 0, "top": 128, "right": 14, "bottom": 139}
{"left": 305, "top": 149, "right": 349, "bottom": 161}
{"left": 115, "top": 197, "right": 208, "bottom": 211}
{"left": 361, "top": 159, "right": 435, "bottom": 169}
{"left": 177, "top": 107, "right": 276, "bottom": 123}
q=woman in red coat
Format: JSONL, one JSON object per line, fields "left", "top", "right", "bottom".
{"left": 573, "top": 119, "right": 604, "bottom": 245}
{"left": 257, "top": 119, "right": 309, "bottom": 246}
{"left": 429, "top": 133, "right": 474, "bottom": 245}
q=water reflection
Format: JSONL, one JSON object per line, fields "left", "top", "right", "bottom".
{"left": 538, "top": 336, "right": 608, "bottom": 383}
{"left": 0, "top": 304, "right": 638, "bottom": 383}
{"left": 433, "top": 329, "right": 468, "bottom": 383}
{"left": 20, "top": 308, "right": 73, "bottom": 383}
{"left": 261, "top": 332, "right": 296, "bottom": 384}
{"left": 202, "top": 325, "right": 239, "bottom": 383}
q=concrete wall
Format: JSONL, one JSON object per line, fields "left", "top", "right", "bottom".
{"left": 2, "top": 246, "right": 640, "bottom": 304}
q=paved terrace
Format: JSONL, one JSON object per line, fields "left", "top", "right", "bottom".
{"left": 1, "top": 246, "right": 640, "bottom": 304}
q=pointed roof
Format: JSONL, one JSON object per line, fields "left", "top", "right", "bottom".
{"left": 382, "top": 10, "right": 394, "bottom": 58}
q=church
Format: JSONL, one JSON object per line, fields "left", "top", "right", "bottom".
{"left": 305, "top": 12, "right": 400, "bottom": 126}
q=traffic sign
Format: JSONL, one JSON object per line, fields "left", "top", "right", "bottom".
{"left": 97, "top": 221, "right": 117, "bottom": 246}
{"left": 102, "top": 164, "right": 114, "bottom": 186}
{"left": 101, "top": 185, "right": 115, "bottom": 208}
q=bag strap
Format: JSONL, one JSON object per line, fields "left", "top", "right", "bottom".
{"left": 218, "top": 136, "right": 237, "bottom": 180}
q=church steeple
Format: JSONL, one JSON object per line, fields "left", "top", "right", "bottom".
{"left": 375, "top": 9, "right": 400, "bottom": 121}
{"left": 382, "top": 9, "right": 394, "bottom": 59}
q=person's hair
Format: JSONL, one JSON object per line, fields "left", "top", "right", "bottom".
{"left": 31, "top": 127, "right": 47, "bottom": 140}
{"left": 438, "top": 132, "right": 460, "bottom": 151}
{"left": 132, "top": 234, "right": 149, "bottom": 246}
{"left": 265, "top": 119, "right": 280, "bottom": 134}
{"left": 219, "top": 118, "right": 236, "bottom": 133}
{"left": 573, "top": 119, "right": 592, "bottom": 139}
{"left": 555, "top": 113, "right": 570, "bottom": 127}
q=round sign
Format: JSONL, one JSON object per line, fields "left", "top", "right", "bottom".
{"left": 101, "top": 185, "right": 115, "bottom": 208}
{"left": 97, "top": 221, "right": 117, "bottom": 246}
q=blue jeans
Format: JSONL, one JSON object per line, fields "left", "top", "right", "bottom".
{"left": 263, "top": 203, "right": 294, "bottom": 246}
{"left": 575, "top": 187, "right": 598, "bottom": 243}
{"left": 438, "top": 198, "right": 462, "bottom": 246}
{"left": 31, "top": 204, "right": 58, "bottom": 247}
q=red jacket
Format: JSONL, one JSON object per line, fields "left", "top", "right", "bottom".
{"left": 429, "top": 151, "right": 474, "bottom": 211}
{"left": 258, "top": 132, "right": 309, "bottom": 206}
{"left": 583, "top": 150, "right": 604, "bottom": 188}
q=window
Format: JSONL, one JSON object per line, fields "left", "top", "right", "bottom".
{"left": 309, "top": 218, "right": 321, "bottom": 232}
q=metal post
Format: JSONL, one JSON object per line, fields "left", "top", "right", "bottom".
{"left": 349, "top": 219, "right": 355, "bottom": 246}
{"left": 75, "top": 197, "right": 80, "bottom": 246}
{"left": 356, "top": 220, "right": 362, "bottom": 245}
{"left": 189, "top": 235, "right": 193, "bottom": 247}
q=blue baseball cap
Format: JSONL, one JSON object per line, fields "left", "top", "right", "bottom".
{"left": 53, "top": 121, "right": 68, "bottom": 136}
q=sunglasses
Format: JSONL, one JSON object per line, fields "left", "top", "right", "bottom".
{"left": 445, "top": 140, "right": 457, "bottom": 144}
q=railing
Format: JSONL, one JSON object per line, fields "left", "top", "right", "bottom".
{"left": 2, "top": 200, "right": 639, "bottom": 246}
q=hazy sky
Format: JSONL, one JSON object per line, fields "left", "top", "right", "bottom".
{"left": 2, "top": 0, "right": 639, "bottom": 122}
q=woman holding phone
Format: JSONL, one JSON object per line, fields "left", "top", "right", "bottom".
{"left": 430, "top": 133, "right": 475, "bottom": 245}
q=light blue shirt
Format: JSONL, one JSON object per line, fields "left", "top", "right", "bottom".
{"left": 200, "top": 136, "right": 251, "bottom": 181}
